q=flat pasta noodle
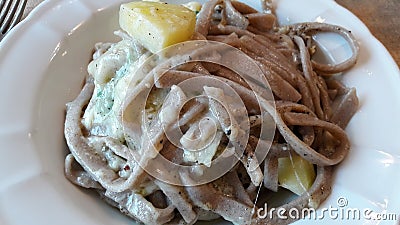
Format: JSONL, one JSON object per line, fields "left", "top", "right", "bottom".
{"left": 64, "top": 0, "right": 360, "bottom": 224}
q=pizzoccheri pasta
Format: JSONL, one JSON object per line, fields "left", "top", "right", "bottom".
{"left": 64, "top": 0, "right": 359, "bottom": 224}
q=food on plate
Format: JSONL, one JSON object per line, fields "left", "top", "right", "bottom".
{"left": 278, "top": 154, "right": 316, "bottom": 196}
{"left": 119, "top": 1, "right": 197, "bottom": 53}
{"left": 64, "top": 0, "right": 359, "bottom": 224}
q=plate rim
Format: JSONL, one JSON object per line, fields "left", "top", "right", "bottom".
{"left": 0, "top": 0, "right": 399, "bottom": 224}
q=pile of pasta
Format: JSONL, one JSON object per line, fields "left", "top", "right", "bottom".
{"left": 64, "top": 0, "right": 359, "bottom": 224}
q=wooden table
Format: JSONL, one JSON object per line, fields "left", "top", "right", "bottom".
{"left": 25, "top": 0, "right": 400, "bottom": 67}
{"left": 336, "top": 0, "right": 400, "bottom": 67}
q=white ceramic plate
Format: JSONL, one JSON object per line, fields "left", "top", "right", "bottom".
{"left": 0, "top": 0, "right": 399, "bottom": 224}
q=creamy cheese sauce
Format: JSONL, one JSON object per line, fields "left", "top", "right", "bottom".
{"left": 82, "top": 38, "right": 150, "bottom": 142}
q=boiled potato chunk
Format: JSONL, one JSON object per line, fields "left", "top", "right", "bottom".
{"left": 278, "top": 153, "right": 316, "bottom": 195}
{"left": 119, "top": 1, "right": 196, "bottom": 53}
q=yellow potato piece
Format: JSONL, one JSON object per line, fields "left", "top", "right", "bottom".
{"left": 119, "top": 1, "right": 196, "bottom": 53}
{"left": 278, "top": 153, "right": 316, "bottom": 195}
